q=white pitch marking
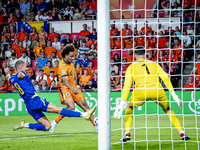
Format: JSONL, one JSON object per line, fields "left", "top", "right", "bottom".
{"left": 0, "top": 134, "right": 72, "bottom": 141}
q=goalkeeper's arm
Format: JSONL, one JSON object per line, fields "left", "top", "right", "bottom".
{"left": 113, "top": 64, "right": 133, "bottom": 119}
{"left": 157, "top": 63, "right": 182, "bottom": 108}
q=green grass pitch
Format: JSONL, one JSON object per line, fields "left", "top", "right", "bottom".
{"left": 0, "top": 115, "right": 199, "bottom": 150}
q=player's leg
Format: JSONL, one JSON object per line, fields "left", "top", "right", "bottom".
{"left": 76, "top": 99, "right": 97, "bottom": 132}
{"left": 158, "top": 93, "right": 190, "bottom": 140}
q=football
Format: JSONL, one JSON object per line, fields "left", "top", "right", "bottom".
{"left": 94, "top": 116, "right": 98, "bottom": 126}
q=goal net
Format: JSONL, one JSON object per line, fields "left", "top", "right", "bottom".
{"left": 108, "top": 0, "right": 200, "bottom": 149}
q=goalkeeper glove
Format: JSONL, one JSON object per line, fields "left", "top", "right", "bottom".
{"left": 113, "top": 101, "right": 126, "bottom": 119}
{"left": 171, "top": 91, "right": 183, "bottom": 109}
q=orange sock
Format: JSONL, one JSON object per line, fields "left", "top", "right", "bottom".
{"left": 90, "top": 119, "right": 96, "bottom": 126}
{"left": 55, "top": 115, "right": 63, "bottom": 124}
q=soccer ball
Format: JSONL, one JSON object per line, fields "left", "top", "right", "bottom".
{"left": 94, "top": 116, "right": 98, "bottom": 126}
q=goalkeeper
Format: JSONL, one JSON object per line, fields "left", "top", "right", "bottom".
{"left": 113, "top": 47, "right": 190, "bottom": 142}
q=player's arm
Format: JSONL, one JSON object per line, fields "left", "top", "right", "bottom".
{"left": 113, "top": 64, "right": 133, "bottom": 119}
{"left": 157, "top": 63, "right": 182, "bottom": 108}
{"left": 62, "top": 76, "right": 79, "bottom": 94}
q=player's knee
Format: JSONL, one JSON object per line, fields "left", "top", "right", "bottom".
{"left": 67, "top": 105, "right": 76, "bottom": 110}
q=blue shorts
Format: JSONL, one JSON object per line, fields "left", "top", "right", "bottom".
{"left": 26, "top": 96, "right": 50, "bottom": 121}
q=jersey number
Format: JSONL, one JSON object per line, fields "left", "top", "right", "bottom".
{"left": 14, "top": 83, "right": 24, "bottom": 95}
{"left": 142, "top": 64, "right": 150, "bottom": 74}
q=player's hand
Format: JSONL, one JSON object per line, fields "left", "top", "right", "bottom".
{"left": 71, "top": 88, "right": 79, "bottom": 95}
{"left": 171, "top": 91, "right": 182, "bottom": 109}
{"left": 113, "top": 101, "right": 126, "bottom": 119}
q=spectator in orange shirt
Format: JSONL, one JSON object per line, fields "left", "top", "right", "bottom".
{"left": 110, "top": 24, "right": 119, "bottom": 37}
{"left": 135, "top": 31, "right": 145, "bottom": 46}
{"left": 170, "top": 50, "right": 179, "bottom": 69}
{"left": 173, "top": 37, "right": 183, "bottom": 59}
{"left": 17, "top": 26, "right": 28, "bottom": 41}
{"left": 0, "top": 80, "right": 7, "bottom": 92}
{"left": 114, "top": 37, "right": 124, "bottom": 49}
{"left": 48, "top": 27, "right": 59, "bottom": 42}
{"left": 87, "top": 61, "right": 95, "bottom": 76}
{"left": 29, "top": 27, "right": 38, "bottom": 41}
{"left": 57, "top": 43, "right": 64, "bottom": 60}
{"left": 12, "top": 39, "right": 19, "bottom": 52}
{"left": 158, "top": 31, "right": 167, "bottom": 48}
{"left": 15, "top": 41, "right": 26, "bottom": 58}
{"left": 42, "top": 60, "right": 53, "bottom": 77}
{"left": 47, "top": 70, "right": 57, "bottom": 86}
{"left": 79, "top": 24, "right": 90, "bottom": 41}
{"left": 79, "top": 69, "right": 91, "bottom": 86}
{"left": 79, "top": 0, "right": 90, "bottom": 11}
{"left": 110, "top": 71, "right": 120, "bottom": 88}
{"left": 53, "top": 60, "right": 59, "bottom": 77}
{"left": 125, "top": 50, "right": 133, "bottom": 63}
{"left": 85, "top": 35, "right": 93, "bottom": 48}
{"left": 147, "top": 33, "right": 155, "bottom": 48}
{"left": 38, "top": 26, "right": 48, "bottom": 41}
{"left": 184, "top": 76, "right": 198, "bottom": 91}
{"left": 40, "top": 35, "right": 48, "bottom": 49}
{"left": 124, "top": 32, "right": 133, "bottom": 48}
{"left": 90, "top": 0, "right": 97, "bottom": 10}
{"left": 141, "top": 21, "right": 152, "bottom": 35}
{"left": 120, "top": 22, "right": 133, "bottom": 37}
{"left": 195, "top": 56, "right": 200, "bottom": 75}
{"left": 25, "top": 62, "right": 34, "bottom": 76}
{"left": 44, "top": 40, "right": 56, "bottom": 59}
{"left": 33, "top": 41, "right": 44, "bottom": 59}
{"left": 75, "top": 63, "right": 82, "bottom": 79}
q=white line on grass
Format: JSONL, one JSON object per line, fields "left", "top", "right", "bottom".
{"left": 0, "top": 134, "right": 72, "bottom": 141}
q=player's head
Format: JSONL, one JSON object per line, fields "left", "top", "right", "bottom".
{"left": 61, "top": 44, "right": 75, "bottom": 63}
{"left": 15, "top": 60, "right": 26, "bottom": 72}
{"left": 135, "top": 46, "right": 145, "bottom": 60}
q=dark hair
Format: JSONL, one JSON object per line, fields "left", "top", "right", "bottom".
{"left": 85, "top": 35, "right": 90, "bottom": 38}
{"left": 61, "top": 45, "right": 74, "bottom": 58}
{"left": 111, "top": 71, "right": 116, "bottom": 74}
{"left": 174, "top": 37, "right": 179, "bottom": 41}
{"left": 92, "top": 28, "right": 96, "bottom": 31}
{"left": 135, "top": 46, "right": 145, "bottom": 55}
{"left": 113, "top": 53, "right": 120, "bottom": 62}
{"left": 21, "top": 26, "right": 25, "bottom": 28}
{"left": 15, "top": 60, "right": 25, "bottom": 70}
{"left": 11, "top": 53, "right": 16, "bottom": 57}
{"left": 46, "top": 60, "right": 51, "bottom": 64}
{"left": 39, "top": 69, "right": 44, "bottom": 72}
{"left": 50, "top": 70, "right": 54, "bottom": 73}
{"left": 22, "top": 51, "right": 27, "bottom": 54}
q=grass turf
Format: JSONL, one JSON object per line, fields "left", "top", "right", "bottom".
{"left": 0, "top": 115, "right": 199, "bottom": 150}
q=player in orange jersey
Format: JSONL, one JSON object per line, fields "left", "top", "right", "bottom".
{"left": 50, "top": 44, "right": 97, "bottom": 132}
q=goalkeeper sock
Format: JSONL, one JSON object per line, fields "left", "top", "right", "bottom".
{"left": 55, "top": 115, "right": 63, "bottom": 124}
{"left": 29, "top": 123, "right": 46, "bottom": 131}
{"left": 91, "top": 119, "right": 96, "bottom": 126}
{"left": 125, "top": 108, "right": 133, "bottom": 133}
{"left": 167, "top": 109, "right": 183, "bottom": 132}
{"left": 60, "top": 108, "right": 81, "bottom": 117}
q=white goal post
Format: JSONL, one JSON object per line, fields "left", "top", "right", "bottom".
{"left": 97, "top": 0, "right": 111, "bottom": 150}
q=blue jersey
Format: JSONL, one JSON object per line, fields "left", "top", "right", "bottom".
{"left": 9, "top": 71, "right": 37, "bottom": 103}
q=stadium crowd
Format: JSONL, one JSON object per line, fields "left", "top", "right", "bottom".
{"left": 0, "top": 0, "right": 200, "bottom": 93}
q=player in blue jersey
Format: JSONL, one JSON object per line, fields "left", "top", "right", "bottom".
{"left": 5, "top": 60, "right": 96, "bottom": 131}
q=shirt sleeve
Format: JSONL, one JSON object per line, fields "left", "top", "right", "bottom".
{"left": 121, "top": 64, "right": 133, "bottom": 102}
{"left": 157, "top": 63, "right": 174, "bottom": 92}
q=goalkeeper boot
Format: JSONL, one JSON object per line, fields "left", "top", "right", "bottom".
{"left": 85, "top": 106, "right": 97, "bottom": 120}
{"left": 13, "top": 119, "right": 25, "bottom": 131}
{"left": 180, "top": 133, "right": 190, "bottom": 141}
{"left": 121, "top": 132, "right": 131, "bottom": 142}
{"left": 50, "top": 120, "right": 57, "bottom": 133}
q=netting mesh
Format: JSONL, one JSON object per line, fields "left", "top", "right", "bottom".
{"left": 109, "top": 0, "right": 200, "bottom": 149}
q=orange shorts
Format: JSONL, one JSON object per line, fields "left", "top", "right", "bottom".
{"left": 58, "top": 86, "right": 85, "bottom": 105}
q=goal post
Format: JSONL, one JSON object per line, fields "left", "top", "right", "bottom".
{"left": 97, "top": 0, "right": 111, "bottom": 150}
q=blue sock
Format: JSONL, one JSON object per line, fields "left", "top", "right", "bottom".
{"left": 60, "top": 108, "right": 81, "bottom": 117}
{"left": 29, "top": 123, "right": 46, "bottom": 131}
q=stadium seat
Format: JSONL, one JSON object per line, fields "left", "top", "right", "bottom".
{"left": 31, "top": 60, "right": 36, "bottom": 69}
{"left": 70, "top": 33, "right": 79, "bottom": 40}
{"left": 110, "top": 50, "right": 121, "bottom": 58}
{"left": 61, "top": 33, "right": 68, "bottom": 39}
{"left": 122, "top": 50, "right": 129, "bottom": 58}
{"left": 90, "top": 59, "right": 97, "bottom": 67}
{"left": 35, "top": 69, "right": 40, "bottom": 77}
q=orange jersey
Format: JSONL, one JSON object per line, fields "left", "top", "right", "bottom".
{"left": 17, "top": 32, "right": 28, "bottom": 41}
{"left": 86, "top": 40, "right": 93, "bottom": 48}
{"left": 87, "top": 67, "right": 95, "bottom": 76}
{"left": 38, "top": 32, "right": 48, "bottom": 41}
{"left": 43, "top": 66, "right": 53, "bottom": 77}
{"left": 79, "top": 30, "right": 90, "bottom": 40}
{"left": 135, "top": 37, "right": 145, "bottom": 46}
{"left": 58, "top": 59, "right": 76, "bottom": 87}
{"left": 25, "top": 68, "right": 34, "bottom": 76}
{"left": 125, "top": 55, "right": 133, "bottom": 62}
{"left": 195, "top": 63, "right": 200, "bottom": 75}
{"left": 12, "top": 43, "right": 19, "bottom": 51}
{"left": 75, "top": 68, "right": 82, "bottom": 75}
{"left": 120, "top": 28, "right": 133, "bottom": 37}
{"left": 173, "top": 44, "right": 183, "bottom": 56}
{"left": 124, "top": 38, "right": 133, "bottom": 48}
{"left": 30, "top": 32, "right": 38, "bottom": 41}
{"left": 141, "top": 26, "right": 153, "bottom": 34}
{"left": 53, "top": 67, "right": 58, "bottom": 76}
{"left": 115, "top": 40, "right": 124, "bottom": 49}
{"left": 33, "top": 46, "right": 44, "bottom": 57}
{"left": 110, "top": 28, "right": 119, "bottom": 37}
{"left": 44, "top": 47, "right": 56, "bottom": 58}
{"left": 80, "top": 75, "right": 91, "bottom": 86}
{"left": 40, "top": 40, "right": 48, "bottom": 49}
{"left": 15, "top": 47, "right": 26, "bottom": 58}
{"left": 110, "top": 76, "right": 120, "bottom": 85}
{"left": 57, "top": 49, "right": 62, "bottom": 59}
{"left": 184, "top": 82, "right": 197, "bottom": 91}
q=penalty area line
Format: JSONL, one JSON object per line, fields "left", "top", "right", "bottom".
{"left": 0, "top": 134, "right": 72, "bottom": 141}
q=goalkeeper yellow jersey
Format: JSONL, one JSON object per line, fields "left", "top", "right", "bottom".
{"left": 122, "top": 59, "right": 174, "bottom": 101}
